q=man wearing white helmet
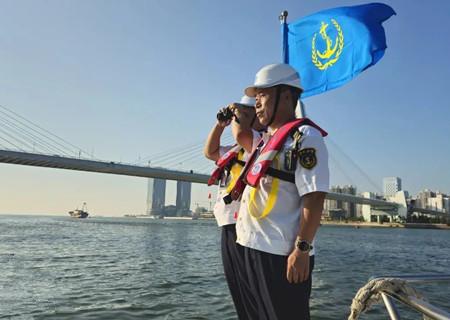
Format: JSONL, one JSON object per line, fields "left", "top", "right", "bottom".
{"left": 204, "top": 95, "right": 263, "bottom": 320}
{"left": 232, "top": 63, "right": 329, "bottom": 320}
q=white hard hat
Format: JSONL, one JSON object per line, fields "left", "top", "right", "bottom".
{"left": 245, "top": 63, "right": 303, "bottom": 97}
{"left": 239, "top": 95, "right": 256, "bottom": 107}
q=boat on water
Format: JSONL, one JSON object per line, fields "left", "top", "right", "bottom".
{"left": 68, "top": 202, "right": 89, "bottom": 218}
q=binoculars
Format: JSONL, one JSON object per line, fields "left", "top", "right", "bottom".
{"left": 216, "top": 107, "right": 234, "bottom": 122}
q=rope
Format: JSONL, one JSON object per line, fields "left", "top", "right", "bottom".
{"left": 348, "top": 278, "right": 423, "bottom": 320}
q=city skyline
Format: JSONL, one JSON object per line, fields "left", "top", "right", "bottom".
{"left": 1, "top": 0, "right": 450, "bottom": 216}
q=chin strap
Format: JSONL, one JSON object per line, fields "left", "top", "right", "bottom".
{"left": 250, "top": 114, "right": 257, "bottom": 127}
{"left": 266, "top": 86, "right": 281, "bottom": 127}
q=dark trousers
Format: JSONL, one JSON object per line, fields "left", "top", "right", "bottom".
{"left": 221, "top": 224, "right": 250, "bottom": 320}
{"left": 237, "top": 246, "right": 315, "bottom": 320}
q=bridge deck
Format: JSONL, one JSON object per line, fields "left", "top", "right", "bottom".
{"left": 1, "top": 149, "right": 446, "bottom": 216}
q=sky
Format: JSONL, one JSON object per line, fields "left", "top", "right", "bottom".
{"left": 1, "top": 0, "right": 449, "bottom": 216}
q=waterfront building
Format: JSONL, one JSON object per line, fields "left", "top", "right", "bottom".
{"left": 360, "top": 192, "right": 399, "bottom": 222}
{"left": 356, "top": 202, "right": 363, "bottom": 218}
{"left": 324, "top": 186, "right": 341, "bottom": 216}
{"left": 415, "top": 189, "right": 435, "bottom": 209}
{"left": 361, "top": 192, "right": 377, "bottom": 222}
{"left": 415, "top": 190, "right": 449, "bottom": 212}
{"left": 324, "top": 185, "right": 357, "bottom": 219}
{"left": 146, "top": 178, "right": 166, "bottom": 215}
{"left": 427, "top": 193, "right": 449, "bottom": 213}
{"left": 383, "top": 177, "right": 402, "bottom": 197}
{"left": 444, "top": 197, "right": 450, "bottom": 214}
{"left": 386, "top": 191, "right": 409, "bottom": 219}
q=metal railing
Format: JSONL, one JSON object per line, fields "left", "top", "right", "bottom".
{"left": 369, "top": 274, "right": 450, "bottom": 320}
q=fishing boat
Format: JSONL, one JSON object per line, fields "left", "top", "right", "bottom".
{"left": 68, "top": 202, "right": 89, "bottom": 218}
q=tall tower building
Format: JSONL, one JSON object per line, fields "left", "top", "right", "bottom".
{"left": 176, "top": 181, "right": 191, "bottom": 215}
{"left": 146, "top": 178, "right": 166, "bottom": 215}
{"left": 383, "top": 177, "right": 402, "bottom": 197}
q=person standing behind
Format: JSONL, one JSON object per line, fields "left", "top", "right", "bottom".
{"left": 204, "top": 95, "right": 261, "bottom": 320}
{"left": 233, "top": 63, "right": 329, "bottom": 320}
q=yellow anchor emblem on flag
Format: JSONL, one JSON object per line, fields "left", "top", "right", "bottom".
{"left": 312, "top": 19, "right": 344, "bottom": 70}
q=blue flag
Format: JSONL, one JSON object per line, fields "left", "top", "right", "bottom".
{"left": 284, "top": 3, "right": 395, "bottom": 97}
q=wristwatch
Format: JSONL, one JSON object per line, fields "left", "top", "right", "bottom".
{"left": 295, "top": 238, "right": 313, "bottom": 253}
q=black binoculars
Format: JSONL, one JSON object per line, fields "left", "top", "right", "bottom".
{"left": 216, "top": 107, "right": 234, "bottom": 122}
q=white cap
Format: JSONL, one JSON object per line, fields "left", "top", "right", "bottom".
{"left": 239, "top": 95, "right": 256, "bottom": 107}
{"left": 245, "top": 63, "right": 303, "bottom": 97}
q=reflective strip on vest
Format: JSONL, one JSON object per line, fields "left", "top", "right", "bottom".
{"left": 225, "top": 149, "right": 245, "bottom": 193}
{"left": 248, "top": 156, "right": 280, "bottom": 219}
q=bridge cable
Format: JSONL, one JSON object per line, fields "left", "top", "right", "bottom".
{"left": 143, "top": 144, "right": 205, "bottom": 165}
{"left": 0, "top": 115, "right": 72, "bottom": 156}
{"left": 0, "top": 108, "right": 77, "bottom": 156}
{"left": 0, "top": 108, "right": 78, "bottom": 156}
{"left": 0, "top": 135, "right": 26, "bottom": 151}
{"left": 133, "top": 140, "right": 207, "bottom": 165}
{"left": 327, "top": 137, "right": 382, "bottom": 194}
{"left": 156, "top": 134, "right": 235, "bottom": 168}
{"left": 0, "top": 127, "right": 31, "bottom": 151}
{"left": 328, "top": 151, "right": 357, "bottom": 187}
{"left": 164, "top": 147, "right": 219, "bottom": 169}
{"left": 0, "top": 105, "right": 91, "bottom": 157}
{"left": 134, "top": 131, "right": 235, "bottom": 165}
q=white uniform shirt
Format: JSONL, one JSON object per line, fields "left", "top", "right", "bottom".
{"left": 213, "top": 130, "right": 262, "bottom": 227}
{"left": 236, "top": 125, "right": 329, "bottom": 255}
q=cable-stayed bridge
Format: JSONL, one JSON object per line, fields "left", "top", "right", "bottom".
{"left": 0, "top": 104, "right": 446, "bottom": 218}
{"left": 0, "top": 148, "right": 398, "bottom": 208}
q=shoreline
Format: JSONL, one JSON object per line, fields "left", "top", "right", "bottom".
{"left": 321, "top": 221, "right": 450, "bottom": 230}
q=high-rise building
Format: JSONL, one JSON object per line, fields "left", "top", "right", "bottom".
{"left": 176, "top": 181, "right": 191, "bottom": 215}
{"left": 383, "top": 177, "right": 402, "bottom": 197}
{"left": 146, "top": 178, "right": 166, "bottom": 215}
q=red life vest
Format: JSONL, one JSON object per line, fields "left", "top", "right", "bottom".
{"left": 246, "top": 118, "right": 327, "bottom": 187}
{"left": 207, "top": 144, "right": 244, "bottom": 186}
{"left": 223, "top": 118, "right": 327, "bottom": 203}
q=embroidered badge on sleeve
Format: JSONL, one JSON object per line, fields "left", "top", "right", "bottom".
{"left": 298, "top": 148, "right": 317, "bottom": 169}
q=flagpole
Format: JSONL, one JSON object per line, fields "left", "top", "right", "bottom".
{"left": 280, "top": 10, "right": 306, "bottom": 117}
{"left": 279, "top": 10, "right": 288, "bottom": 63}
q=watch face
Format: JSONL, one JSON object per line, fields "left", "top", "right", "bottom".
{"left": 299, "top": 241, "right": 309, "bottom": 251}
{"left": 297, "top": 240, "right": 311, "bottom": 252}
